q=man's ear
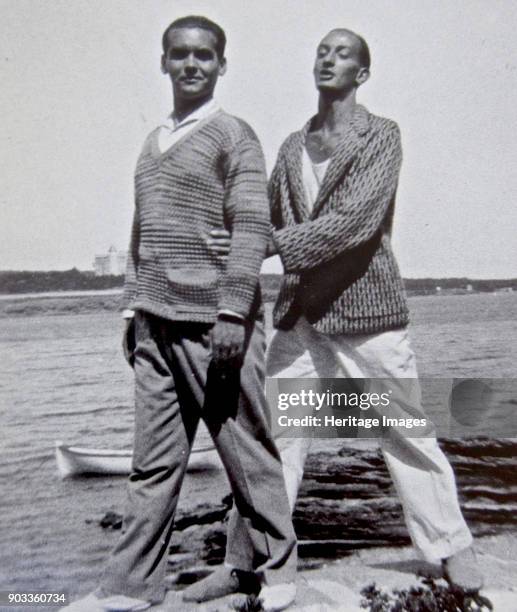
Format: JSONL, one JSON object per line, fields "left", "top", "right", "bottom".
{"left": 356, "top": 67, "right": 370, "bottom": 87}
{"left": 160, "top": 54, "right": 167, "bottom": 74}
{"left": 218, "top": 57, "right": 227, "bottom": 77}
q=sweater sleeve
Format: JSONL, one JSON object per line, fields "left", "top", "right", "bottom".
{"left": 219, "top": 135, "right": 270, "bottom": 318}
{"left": 272, "top": 123, "right": 402, "bottom": 273}
{"left": 122, "top": 204, "right": 140, "bottom": 308}
{"left": 268, "top": 153, "right": 284, "bottom": 231}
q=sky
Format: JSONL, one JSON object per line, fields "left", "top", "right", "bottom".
{"left": 1, "top": 0, "right": 516, "bottom": 278}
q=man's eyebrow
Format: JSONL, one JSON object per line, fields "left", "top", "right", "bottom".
{"left": 168, "top": 45, "right": 215, "bottom": 53}
{"left": 317, "top": 43, "right": 353, "bottom": 52}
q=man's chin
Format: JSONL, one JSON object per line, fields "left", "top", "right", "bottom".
{"left": 175, "top": 88, "right": 213, "bottom": 103}
{"left": 316, "top": 81, "right": 338, "bottom": 91}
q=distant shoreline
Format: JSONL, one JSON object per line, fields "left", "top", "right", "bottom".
{"left": 0, "top": 287, "right": 512, "bottom": 301}
{"left": 0, "top": 288, "right": 123, "bottom": 301}
{"left": 0, "top": 292, "right": 124, "bottom": 317}
{"left": 1, "top": 269, "right": 516, "bottom": 298}
{"left": 0, "top": 287, "right": 514, "bottom": 319}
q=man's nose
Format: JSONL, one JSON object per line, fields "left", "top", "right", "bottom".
{"left": 322, "top": 54, "right": 335, "bottom": 66}
{"left": 184, "top": 53, "right": 198, "bottom": 71}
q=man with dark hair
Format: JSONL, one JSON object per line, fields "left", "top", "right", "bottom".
{"left": 161, "top": 15, "right": 227, "bottom": 59}
{"left": 209, "top": 27, "right": 483, "bottom": 595}
{"left": 62, "top": 15, "right": 296, "bottom": 612}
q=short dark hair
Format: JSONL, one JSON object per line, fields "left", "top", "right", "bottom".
{"left": 162, "top": 16, "right": 227, "bottom": 60}
{"left": 330, "top": 28, "right": 371, "bottom": 69}
{"left": 355, "top": 33, "right": 371, "bottom": 70}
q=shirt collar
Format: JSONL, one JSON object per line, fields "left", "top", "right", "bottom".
{"left": 164, "top": 98, "right": 220, "bottom": 130}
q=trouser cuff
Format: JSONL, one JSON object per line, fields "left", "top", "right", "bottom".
{"left": 418, "top": 532, "right": 473, "bottom": 563}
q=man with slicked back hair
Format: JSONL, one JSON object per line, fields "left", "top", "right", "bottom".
{"left": 62, "top": 15, "right": 296, "bottom": 612}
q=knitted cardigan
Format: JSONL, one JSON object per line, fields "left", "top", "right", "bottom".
{"left": 123, "top": 111, "right": 270, "bottom": 323}
{"left": 270, "top": 105, "right": 410, "bottom": 335}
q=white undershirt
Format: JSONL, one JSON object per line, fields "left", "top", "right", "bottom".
{"left": 301, "top": 147, "right": 330, "bottom": 212}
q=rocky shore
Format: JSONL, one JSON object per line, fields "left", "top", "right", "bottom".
{"left": 156, "top": 438, "right": 517, "bottom": 582}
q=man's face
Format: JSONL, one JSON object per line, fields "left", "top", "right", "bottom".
{"left": 313, "top": 30, "right": 369, "bottom": 94}
{"left": 161, "top": 27, "right": 226, "bottom": 103}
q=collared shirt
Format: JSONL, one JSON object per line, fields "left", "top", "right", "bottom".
{"left": 157, "top": 97, "right": 220, "bottom": 153}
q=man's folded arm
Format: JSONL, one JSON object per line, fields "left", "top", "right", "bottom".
{"left": 272, "top": 124, "right": 402, "bottom": 273}
{"left": 218, "top": 136, "right": 270, "bottom": 319}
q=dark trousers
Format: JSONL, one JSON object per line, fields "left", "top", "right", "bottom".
{"left": 99, "top": 311, "right": 296, "bottom": 603}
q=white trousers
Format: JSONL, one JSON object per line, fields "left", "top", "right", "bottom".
{"left": 267, "top": 317, "right": 472, "bottom": 562}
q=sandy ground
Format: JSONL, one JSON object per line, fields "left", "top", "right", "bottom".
{"left": 155, "top": 534, "right": 517, "bottom": 612}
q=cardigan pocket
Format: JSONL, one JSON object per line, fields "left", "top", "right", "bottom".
{"left": 165, "top": 267, "right": 219, "bottom": 306}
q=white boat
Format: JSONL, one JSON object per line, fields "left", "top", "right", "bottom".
{"left": 55, "top": 441, "right": 220, "bottom": 478}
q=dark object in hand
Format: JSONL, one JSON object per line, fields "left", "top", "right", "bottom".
{"left": 122, "top": 317, "right": 136, "bottom": 368}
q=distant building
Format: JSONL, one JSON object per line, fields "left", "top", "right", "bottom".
{"left": 466, "top": 284, "right": 473, "bottom": 292}
{"left": 93, "top": 246, "right": 127, "bottom": 276}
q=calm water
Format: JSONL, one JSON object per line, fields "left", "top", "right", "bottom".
{"left": 0, "top": 293, "right": 516, "bottom": 604}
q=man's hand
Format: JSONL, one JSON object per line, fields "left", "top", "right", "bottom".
{"left": 209, "top": 228, "right": 277, "bottom": 258}
{"left": 266, "top": 235, "right": 278, "bottom": 257}
{"left": 122, "top": 317, "right": 136, "bottom": 368}
{"left": 210, "top": 317, "right": 246, "bottom": 368}
{"left": 208, "top": 228, "right": 231, "bottom": 259}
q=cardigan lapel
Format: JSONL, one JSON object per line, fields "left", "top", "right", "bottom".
{"left": 310, "top": 105, "right": 372, "bottom": 219}
{"left": 282, "top": 127, "right": 311, "bottom": 221}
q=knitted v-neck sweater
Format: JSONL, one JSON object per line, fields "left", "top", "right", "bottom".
{"left": 123, "top": 111, "right": 270, "bottom": 323}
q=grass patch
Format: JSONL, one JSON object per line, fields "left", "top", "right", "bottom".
{"left": 360, "top": 577, "right": 492, "bottom": 611}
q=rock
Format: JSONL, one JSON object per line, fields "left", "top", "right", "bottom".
{"left": 107, "top": 440, "right": 517, "bottom": 576}
{"left": 99, "top": 511, "right": 123, "bottom": 529}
